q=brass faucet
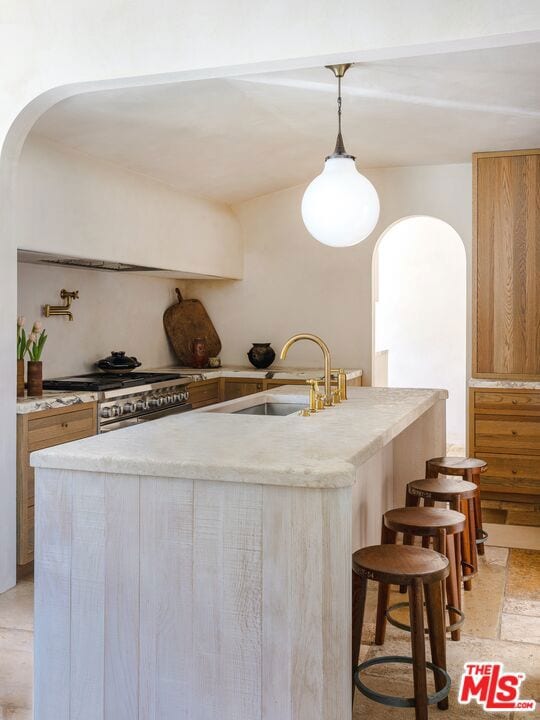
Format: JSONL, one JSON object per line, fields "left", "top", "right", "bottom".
{"left": 44, "top": 289, "right": 79, "bottom": 321}
{"left": 280, "top": 333, "right": 333, "bottom": 406}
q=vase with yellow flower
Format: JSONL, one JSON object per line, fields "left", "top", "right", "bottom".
{"left": 26, "top": 322, "right": 48, "bottom": 397}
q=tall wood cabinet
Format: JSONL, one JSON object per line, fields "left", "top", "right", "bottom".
{"left": 470, "top": 149, "right": 540, "bottom": 498}
{"left": 473, "top": 149, "right": 540, "bottom": 378}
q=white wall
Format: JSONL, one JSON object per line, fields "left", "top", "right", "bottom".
{"left": 185, "top": 164, "right": 472, "bottom": 379}
{"left": 374, "top": 217, "right": 466, "bottom": 446}
{"left": 15, "top": 136, "right": 242, "bottom": 278}
{"left": 18, "top": 263, "right": 178, "bottom": 377}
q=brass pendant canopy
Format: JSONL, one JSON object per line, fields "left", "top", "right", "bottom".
{"left": 324, "top": 63, "right": 355, "bottom": 160}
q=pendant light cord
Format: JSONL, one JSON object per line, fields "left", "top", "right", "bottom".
{"left": 337, "top": 73, "right": 342, "bottom": 137}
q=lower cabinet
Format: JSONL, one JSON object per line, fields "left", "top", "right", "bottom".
{"left": 468, "top": 388, "right": 540, "bottom": 498}
{"left": 187, "top": 379, "right": 221, "bottom": 408}
{"left": 223, "top": 379, "right": 264, "bottom": 400}
{"left": 17, "top": 401, "right": 97, "bottom": 572}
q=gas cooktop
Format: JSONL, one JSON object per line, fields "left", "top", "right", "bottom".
{"left": 43, "top": 371, "right": 185, "bottom": 391}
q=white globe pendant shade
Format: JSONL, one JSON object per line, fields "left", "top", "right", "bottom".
{"left": 301, "top": 157, "right": 380, "bottom": 248}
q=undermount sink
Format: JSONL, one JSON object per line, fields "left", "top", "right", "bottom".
{"left": 232, "top": 402, "right": 306, "bottom": 416}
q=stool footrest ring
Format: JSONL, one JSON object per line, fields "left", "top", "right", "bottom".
{"left": 476, "top": 528, "right": 489, "bottom": 545}
{"left": 354, "top": 655, "right": 451, "bottom": 708}
{"left": 386, "top": 601, "right": 465, "bottom": 634}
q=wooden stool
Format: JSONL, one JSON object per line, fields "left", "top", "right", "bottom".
{"left": 407, "top": 477, "right": 479, "bottom": 592}
{"left": 383, "top": 506, "right": 466, "bottom": 641}
{"left": 426, "top": 456, "right": 488, "bottom": 556}
{"left": 352, "top": 544, "right": 451, "bottom": 720}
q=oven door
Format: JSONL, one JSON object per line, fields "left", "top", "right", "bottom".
{"left": 99, "top": 403, "right": 193, "bottom": 433}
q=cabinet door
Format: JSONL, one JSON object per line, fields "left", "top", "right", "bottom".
{"left": 474, "top": 151, "right": 540, "bottom": 378}
{"left": 223, "top": 379, "right": 263, "bottom": 401}
{"left": 188, "top": 379, "right": 221, "bottom": 408}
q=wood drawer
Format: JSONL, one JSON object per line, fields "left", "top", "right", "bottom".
{"left": 475, "top": 416, "right": 540, "bottom": 453}
{"left": 223, "top": 379, "right": 263, "bottom": 401}
{"left": 28, "top": 406, "right": 96, "bottom": 448}
{"left": 477, "top": 454, "right": 540, "bottom": 495}
{"left": 188, "top": 379, "right": 220, "bottom": 408}
{"left": 474, "top": 390, "right": 540, "bottom": 412}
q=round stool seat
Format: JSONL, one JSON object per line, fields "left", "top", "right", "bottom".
{"left": 427, "top": 456, "right": 487, "bottom": 476}
{"left": 352, "top": 544, "right": 449, "bottom": 586}
{"left": 408, "top": 477, "right": 477, "bottom": 501}
{"left": 384, "top": 507, "right": 466, "bottom": 536}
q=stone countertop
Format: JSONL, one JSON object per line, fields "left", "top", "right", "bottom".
{"left": 31, "top": 385, "right": 446, "bottom": 489}
{"left": 469, "top": 379, "right": 540, "bottom": 390}
{"left": 152, "top": 365, "right": 363, "bottom": 382}
{"left": 17, "top": 390, "right": 98, "bottom": 415}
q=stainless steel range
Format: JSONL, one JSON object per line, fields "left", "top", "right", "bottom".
{"left": 43, "top": 371, "right": 192, "bottom": 433}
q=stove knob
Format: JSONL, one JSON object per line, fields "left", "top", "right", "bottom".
{"left": 148, "top": 397, "right": 161, "bottom": 408}
{"left": 164, "top": 395, "right": 172, "bottom": 404}
{"left": 181, "top": 390, "right": 189, "bottom": 401}
{"left": 111, "top": 404, "right": 122, "bottom": 417}
{"left": 101, "top": 407, "right": 112, "bottom": 419}
{"left": 123, "top": 402, "right": 135, "bottom": 414}
{"left": 172, "top": 393, "right": 181, "bottom": 403}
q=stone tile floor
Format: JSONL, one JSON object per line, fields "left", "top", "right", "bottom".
{"left": 0, "top": 548, "right": 538, "bottom": 719}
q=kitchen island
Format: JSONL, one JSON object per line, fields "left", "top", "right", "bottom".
{"left": 31, "top": 385, "right": 447, "bottom": 720}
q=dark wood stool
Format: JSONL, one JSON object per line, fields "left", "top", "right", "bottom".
{"left": 383, "top": 506, "right": 466, "bottom": 641}
{"left": 352, "top": 544, "right": 451, "bottom": 720}
{"left": 426, "top": 456, "right": 488, "bottom": 556}
{"left": 407, "top": 476, "right": 479, "bottom": 592}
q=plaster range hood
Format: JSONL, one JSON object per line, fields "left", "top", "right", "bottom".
{"left": 17, "top": 249, "right": 222, "bottom": 279}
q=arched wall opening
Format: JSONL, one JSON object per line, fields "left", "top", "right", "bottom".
{"left": 372, "top": 215, "right": 467, "bottom": 449}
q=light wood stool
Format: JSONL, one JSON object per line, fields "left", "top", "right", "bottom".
{"left": 352, "top": 544, "right": 451, "bottom": 720}
{"left": 406, "top": 476, "right": 480, "bottom": 591}
{"left": 383, "top": 506, "right": 466, "bottom": 641}
{"left": 426, "top": 456, "right": 488, "bottom": 556}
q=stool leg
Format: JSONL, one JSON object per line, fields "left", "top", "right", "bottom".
{"left": 400, "top": 531, "right": 415, "bottom": 593}
{"left": 466, "top": 469, "right": 486, "bottom": 556}
{"left": 352, "top": 571, "right": 368, "bottom": 706}
{"left": 460, "top": 498, "right": 474, "bottom": 592}
{"left": 375, "top": 524, "right": 395, "bottom": 644}
{"left": 466, "top": 497, "right": 479, "bottom": 591}
{"left": 445, "top": 533, "right": 461, "bottom": 641}
{"left": 409, "top": 578, "right": 429, "bottom": 720}
{"left": 424, "top": 579, "right": 449, "bottom": 710}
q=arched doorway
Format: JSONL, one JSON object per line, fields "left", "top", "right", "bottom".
{"left": 373, "top": 215, "right": 467, "bottom": 450}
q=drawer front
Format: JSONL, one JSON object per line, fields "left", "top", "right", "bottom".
{"left": 28, "top": 406, "right": 96, "bottom": 448}
{"left": 188, "top": 380, "right": 220, "bottom": 408}
{"left": 474, "top": 390, "right": 540, "bottom": 412}
{"left": 223, "top": 380, "right": 263, "bottom": 401}
{"left": 477, "top": 454, "right": 540, "bottom": 495}
{"left": 475, "top": 416, "right": 540, "bottom": 452}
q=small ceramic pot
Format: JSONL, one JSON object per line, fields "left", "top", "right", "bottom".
{"left": 191, "top": 337, "right": 209, "bottom": 368}
{"left": 247, "top": 343, "right": 276, "bottom": 369}
{"left": 17, "top": 358, "right": 25, "bottom": 397}
{"left": 208, "top": 356, "right": 221, "bottom": 368}
{"left": 27, "top": 360, "right": 43, "bottom": 397}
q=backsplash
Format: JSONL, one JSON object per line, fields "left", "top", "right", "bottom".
{"left": 17, "top": 262, "right": 180, "bottom": 378}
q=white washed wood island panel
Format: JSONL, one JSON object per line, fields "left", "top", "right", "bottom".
{"left": 35, "top": 470, "right": 352, "bottom": 720}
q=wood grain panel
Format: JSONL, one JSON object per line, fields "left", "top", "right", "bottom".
{"left": 474, "top": 151, "right": 540, "bottom": 378}
{"left": 474, "top": 390, "right": 540, "bottom": 412}
{"left": 475, "top": 416, "right": 540, "bottom": 453}
{"left": 34, "top": 469, "right": 72, "bottom": 720}
{"left": 477, "top": 453, "right": 540, "bottom": 495}
{"left": 28, "top": 406, "right": 96, "bottom": 446}
{"left": 104, "top": 474, "right": 140, "bottom": 720}
{"left": 139, "top": 476, "right": 194, "bottom": 720}
{"left": 70, "top": 473, "right": 105, "bottom": 720}
{"left": 223, "top": 379, "right": 264, "bottom": 401}
{"left": 188, "top": 378, "right": 221, "bottom": 408}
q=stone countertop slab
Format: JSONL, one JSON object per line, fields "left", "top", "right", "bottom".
{"left": 150, "top": 365, "right": 363, "bottom": 382}
{"left": 31, "top": 386, "right": 447, "bottom": 489}
{"left": 16, "top": 391, "right": 98, "bottom": 415}
{"left": 469, "top": 379, "right": 540, "bottom": 389}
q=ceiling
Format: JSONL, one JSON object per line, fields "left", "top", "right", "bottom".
{"left": 31, "top": 42, "right": 540, "bottom": 205}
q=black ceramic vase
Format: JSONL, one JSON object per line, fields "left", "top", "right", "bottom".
{"left": 247, "top": 343, "right": 276, "bottom": 369}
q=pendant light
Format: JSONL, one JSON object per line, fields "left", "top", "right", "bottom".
{"left": 301, "top": 64, "right": 380, "bottom": 247}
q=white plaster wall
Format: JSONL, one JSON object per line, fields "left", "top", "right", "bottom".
{"left": 0, "top": 0, "right": 538, "bottom": 593}
{"left": 185, "top": 164, "right": 472, "bottom": 380}
{"left": 374, "top": 217, "right": 466, "bottom": 446}
{"left": 15, "top": 136, "right": 242, "bottom": 278}
{"left": 17, "top": 263, "right": 178, "bottom": 377}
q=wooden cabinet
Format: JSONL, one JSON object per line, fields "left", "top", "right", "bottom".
{"left": 473, "top": 149, "right": 540, "bottom": 379}
{"left": 187, "top": 378, "right": 221, "bottom": 408}
{"left": 17, "top": 401, "right": 97, "bottom": 570}
{"left": 469, "top": 388, "right": 540, "bottom": 497}
{"left": 223, "top": 378, "right": 264, "bottom": 400}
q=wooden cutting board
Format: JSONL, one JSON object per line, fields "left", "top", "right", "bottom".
{"left": 163, "top": 288, "right": 222, "bottom": 366}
